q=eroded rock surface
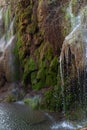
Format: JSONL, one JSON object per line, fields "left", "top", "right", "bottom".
{"left": 60, "top": 6, "right": 87, "bottom": 74}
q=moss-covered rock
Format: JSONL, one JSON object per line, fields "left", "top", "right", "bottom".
{"left": 24, "top": 96, "right": 41, "bottom": 109}
{"left": 14, "top": 0, "right": 72, "bottom": 112}
{"left": 23, "top": 57, "right": 37, "bottom": 85}
{"left": 43, "top": 84, "right": 62, "bottom": 112}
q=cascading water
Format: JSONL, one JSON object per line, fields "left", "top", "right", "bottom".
{"left": 0, "top": 6, "right": 16, "bottom": 83}
{"left": 59, "top": 1, "right": 87, "bottom": 129}
{"left": 0, "top": 1, "right": 87, "bottom": 130}
{"left": 81, "top": 25, "right": 87, "bottom": 112}
{"left": 60, "top": 1, "right": 81, "bottom": 115}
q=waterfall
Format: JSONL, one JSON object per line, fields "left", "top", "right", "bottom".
{"left": 60, "top": 1, "right": 87, "bottom": 121}
{"left": 0, "top": 5, "right": 16, "bottom": 85}
{"left": 60, "top": 57, "right": 65, "bottom": 114}
{"left": 67, "top": 0, "right": 81, "bottom": 30}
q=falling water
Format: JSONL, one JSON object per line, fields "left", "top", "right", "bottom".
{"left": 60, "top": 58, "right": 64, "bottom": 87}
{"left": 60, "top": 57, "right": 65, "bottom": 114}
{"left": 0, "top": 5, "right": 16, "bottom": 82}
{"left": 0, "top": 8, "right": 15, "bottom": 49}
{"left": 67, "top": 0, "right": 81, "bottom": 30}
{"left": 81, "top": 25, "right": 87, "bottom": 113}
{"left": 67, "top": 1, "right": 75, "bottom": 29}
{"left": 60, "top": 6, "right": 81, "bottom": 116}
{"left": 60, "top": 0, "right": 87, "bottom": 124}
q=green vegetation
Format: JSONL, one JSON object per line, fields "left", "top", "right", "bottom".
{"left": 13, "top": 0, "right": 63, "bottom": 111}
{"left": 6, "top": 94, "right": 16, "bottom": 103}
{"left": 14, "top": 0, "right": 79, "bottom": 112}
{"left": 24, "top": 96, "right": 41, "bottom": 109}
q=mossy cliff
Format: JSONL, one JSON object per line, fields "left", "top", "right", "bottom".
{"left": 14, "top": 0, "right": 71, "bottom": 111}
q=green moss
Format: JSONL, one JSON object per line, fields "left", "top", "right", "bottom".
{"left": 24, "top": 57, "right": 36, "bottom": 73}
{"left": 31, "top": 72, "right": 37, "bottom": 87}
{"left": 16, "top": 2, "right": 33, "bottom": 35}
{"left": 6, "top": 94, "right": 16, "bottom": 102}
{"left": 32, "top": 51, "right": 58, "bottom": 90}
{"left": 24, "top": 97, "right": 41, "bottom": 109}
{"left": 26, "top": 23, "right": 37, "bottom": 34}
{"left": 4, "top": 5, "right": 11, "bottom": 31}
{"left": 23, "top": 57, "right": 36, "bottom": 85}
{"left": 14, "top": 33, "right": 22, "bottom": 80}
{"left": 31, "top": 57, "right": 58, "bottom": 90}
{"left": 14, "top": 33, "right": 22, "bottom": 57}
{"left": 46, "top": 70, "right": 57, "bottom": 86}
{"left": 39, "top": 42, "right": 53, "bottom": 62}
{"left": 43, "top": 85, "right": 62, "bottom": 111}
{"left": 71, "top": 0, "right": 78, "bottom": 15}
{"left": 15, "top": 0, "right": 64, "bottom": 112}
{"left": 46, "top": 57, "right": 58, "bottom": 86}
{"left": 32, "top": 68, "right": 46, "bottom": 90}
{"left": 41, "top": 60, "right": 63, "bottom": 111}
{"left": 50, "top": 57, "right": 58, "bottom": 71}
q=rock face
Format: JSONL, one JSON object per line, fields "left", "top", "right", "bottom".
{"left": 0, "top": 0, "right": 5, "bottom": 6}
{"left": 37, "top": 0, "right": 70, "bottom": 55}
{"left": 60, "top": 25, "right": 84, "bottom": 73}
{"left": 0, "top": 2, "right": 17, "bottom": 87}
{"left": 15, "top": 0, "right": 71, "bottom": 86}
{"left": 60, "top": 5, "right": 87, "bottom": 75}
{"left": 59, "top": 2, "right": 87, "bottom": 113}
{"left": 14, "top": 0, "right": 71, "bottom": 111}
{"left": 3, "top": 36, "right": 16, "bottom": 82}
{"left": 0, "top": 38, "right": 16, "bottom": 83}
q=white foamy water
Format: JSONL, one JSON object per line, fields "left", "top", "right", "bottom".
{"left": 7, "top": 18, "right": 15, "bottom": 38}
{"left": 0, "top": 8, "right": 3, "bottom": 20}
{"left": 5, "top": 36, "right": 15, "bottom": 49}
{"left": 0, "top": 8, "right": 15, "bottom": 53}
{"left": 0, "top": 35, "right": 5, "bottom": 52}
{"left": 65, "top": 24, "right": 80, "bottom": 40}
{"left": 51, "top": 121, "right": 82, "bottom": 130}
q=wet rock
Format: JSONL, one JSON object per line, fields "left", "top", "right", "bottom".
{"left": 24, "top": 95, "right": 41, "bottom": 109}
{"left": 0, "top": 0, "right": 5, "bottom": 6}
{"left": 0, "top": 74, "right": 6, "bottom": 87}
{"left": 10, "top": 82, "right": 25, "bottom": 100}
{"left": 60, "top": 25, "right": 84, "bottom": 72}
{"left": 3, "top": 36, "right": 17, "bottom": 82}
{"left": 37, "top": 0, "right": 70, "bottom": 55}
{"left": 60, "top": 6, "right": 87, "bottom": 73}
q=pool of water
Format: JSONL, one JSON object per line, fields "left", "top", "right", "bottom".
{"left": 0, "top": 103, "right": 85, "bottom": 130}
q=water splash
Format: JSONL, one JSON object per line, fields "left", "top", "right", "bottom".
{"left": 51, "top": 121, "right": 82, "bottom": 130}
